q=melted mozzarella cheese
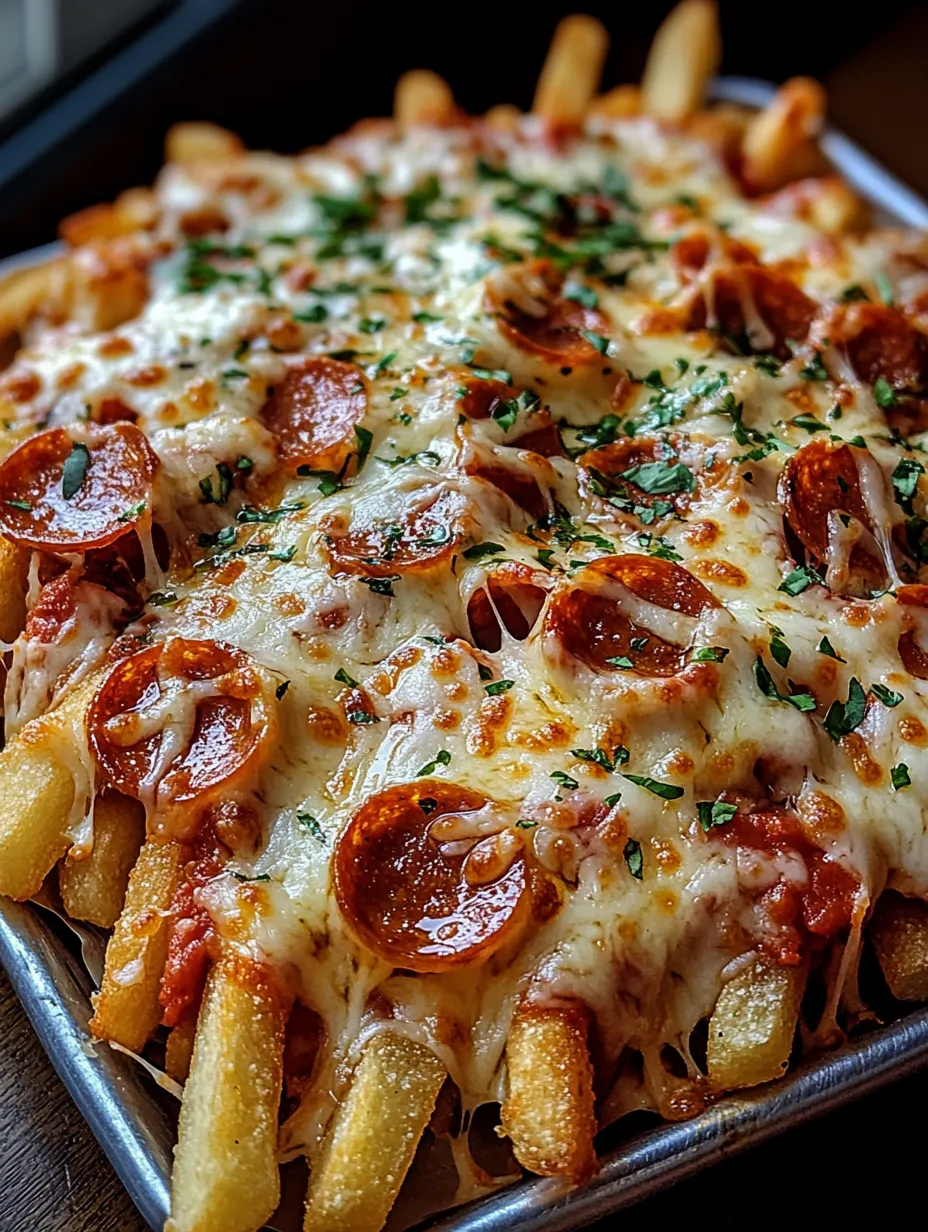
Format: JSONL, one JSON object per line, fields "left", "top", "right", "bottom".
{"left": 4, "top": 110, "right": 928, "bottom": 1199}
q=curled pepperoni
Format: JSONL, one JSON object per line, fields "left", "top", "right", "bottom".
{"left": 777, "top": 439, "right": 890, "bottom": 592}
{"left": 466, "top": 457, "right": 550, "bottom": 522}
{"left": 684, "top": 265, "right": 816, "bottom": 357}
{"left": 335, "top": 780, "right": 530, "bottom": 972}
{"left": 88, "top": 638, "right": 276, "bottom": 840}
{"left": 544, "top": 554, "right": 719, "bottom": 676}
{"left": 721, "top": 808, "right": 860, "bottom": 965}
{"left": 322, "top": 486, "right": 468, "bottom": 577}
{"left": 467, "top": 562, "right": 550, "bottom": 652}
{"left": 485, "top": 259, "right": 610, "bottom": 366}
{"left": 827, "top": 303, "right": 927, "bottom": 392}
{"left": 0, "top": 423, "right": 158, "bottom": 553}
{"left": 261, "top": 357, "right": 368, "bottom": 473}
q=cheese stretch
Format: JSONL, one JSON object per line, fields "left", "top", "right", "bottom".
{"left": 3, "top": 110, "right": 928, "bottom": 1187}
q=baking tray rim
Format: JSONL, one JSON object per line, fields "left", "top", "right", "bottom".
{"left": 2, "top": 73, "right": 928, "bottom": 1232}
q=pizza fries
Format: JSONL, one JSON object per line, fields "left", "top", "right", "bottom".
{"left": 2, "top": 4, "right": 928, "bottom": 1230}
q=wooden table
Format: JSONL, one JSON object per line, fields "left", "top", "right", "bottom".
{"left": 2, "top": 7, "right": 928, "bottom": 1231}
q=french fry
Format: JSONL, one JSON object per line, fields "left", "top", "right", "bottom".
{"left": 59, "top": 188, "right": 158, "bottom": 249}
{"left": 589, "top": 84, "right": 642, "bottom": 119}
{"left": 640, "top": 0, "right": 721, "bottom": 122}
{"left": 303, "top": 1031, "right": 445, "bottom": 1232}
{"left": 165, "top": 121, "right": 244, "bottom": 164}
{"left": 871, "top": 892, "right": 928, "bottom": 1001}
{"left": 0, "top": 670, "right": 101, "bottom": 901}
{"left": 0, "top": 534, "right": 26, "bottom": 644}
{"left": 90, "top": 839, "right": 185, "bottom": 1052}
{"left": 0, "top": 259, "right": 65, "bottom": 342}
{"left": 501, "top": 1003, "right": 597, "bottom": 1179}
{"left": 166, "top": 954, "right": 287, "bottom": 1232}
{"left": 485, "top": 103, "right": 522, "bottom": 131}
{"left": 166, "top": 1018, "right": 197, "bottom": 1084}
{"left": 741, "top": 77, "right": 827, "bottom": 192}
{"left": 706, "top": 955, "right": 805, "bottom": 1091}
{"left": 394, "top": 70, "right": 456, "bottom": 127}
{"left": 59, "top": 791, "right": 145, "bottom": 928}
{"left": 532, "top": 14, "right": 609, "bottom": 125}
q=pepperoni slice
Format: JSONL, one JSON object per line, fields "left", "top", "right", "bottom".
{"left": 0, "top": 423, "right": 158, "bottom": 553}
{"left": 777, "top": 438, "right": 877, "bottom": 570}
{"left": 457, "top": 376, "right": 512, "bottom": 420}
{"left": 335, "top": 780, "right": 530, "bottom": 972}
{"left": 671, "top": 230, "right": 757, "bottom": 280}
{"left": 160, "top": 828, "right": 225, "bottom": 1028}
{"left": 88, "top": 638, "right": 276, "bottom": 839}
{"left": 828, "top": 303, "right": 927, "bottom": 391}
{"left": 511, "top": 411, "right": 564, "bottom": 458}
{"left": 322, "top": 486, "right": 468, "bottom": 577}
{"left": 261, "top": 357, "right": 368, "bottom": 473}
{"left": 685, "top": 265, "right": 816, "bottom": 357}
{"left": 578, "top": 433, "right": 698, "bottom": 520}
{"left": 466, "top": 458, "right": 550, "bottom": 521}
{"left": 544, "top": 554, "right": 719, "bottom": 676}
{"left": 485, "top": 260, "right": 610, "bottom": 366}
{"left": 467, "top": 562, "right": 550, "bottom": 652}
{"left": 897, "top": 585, "right": 928, "bottom": 679}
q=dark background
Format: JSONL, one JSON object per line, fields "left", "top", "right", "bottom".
{"left": 0, "top": 2, "right": 927, "bottom": 1229}
{"left": 1, "top": 0, "right": 928, "bottom": 257}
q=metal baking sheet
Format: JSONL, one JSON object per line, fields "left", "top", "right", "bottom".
{"left": 2, "top": 75, "right": 928, "bottom": 1232}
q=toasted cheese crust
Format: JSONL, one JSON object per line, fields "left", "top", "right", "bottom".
{"left": 3, "top": 112, "right": 928, "bottom": 1173}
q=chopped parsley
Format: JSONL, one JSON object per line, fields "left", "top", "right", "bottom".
{"left": 696, "top": 798, "right": 738, "bottom": 832}
{"left": 551, "top": 770, "right": 579, "bottom": 790}
{"left": 623, "top": 838, "right": 643, "bottom": 879}
{"left": 61, "top": 442, "right": 91, "bottom": 500}
{"left": 484, "top": 679, "right": 514, "bottom": 696}
{"left": 417, "top": 749, "right": 452, "bottom": 776}
{"left": 823, "top": 677, "right": 867, "bottom": 743}
{"left": 571, "top": 745, "right": 629, "bottom": 772}
{"left": 463, "top": 542, "right": 505, "bottom": 561}
{"left": 692, "top": 646, "right": 729, "bottom": 663}
{"left": 359, "top": 575, "right": 400, "bottom": 597}
{"left": 753, "top": 656, "right": 816, "bottom": 712}
{"left": 621, "top": 774, "right": 684, "bottom": 800}
{"left": 872, "top": 683, "right": 903, "bottom": 708}
{"left": 297, "top": 812, "right": 326, "bottom": 842}
{"left": 874, "top": 376, "right": 898, "bottom": 409}
{"left": 779, "top": 564, "right": 823, "bottom": 596}
{"left": 892, "top": 763, "right": 912, "bottom": 790}
{"left": 818, "top": 636, "right": 845, "bottom": 661}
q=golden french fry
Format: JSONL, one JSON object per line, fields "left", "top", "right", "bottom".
{"left": 589, "top": 84, "right": 642, "bottom": 119}
{"left": 501, "top": 1003, "right": 597, "bottom": 1179}
{"left": 485, "top": 103, "right": 522, "bottom": 131}
{"left": 0, "top": 260, "right": 64, "bottom": 341}
{"left": 741, "top": 76, "right": 827, "bottom": 192}
{"left": 640, "top": 0, "right": 721, "bottom": 122}
{"left": 68, "top": 243, "right": 149, "bottom": 333}
{"left": 90, "top": 839, "right": 185, "bottom": 1052}
{"left": 166, "top": 1018, "right": 197, "bottom": 1084}
{"left": 166, "top": 954, "right": 286, "bottom": 1232}
{"left": 686, "top": 101, "right": 750, "bottom": 161}
{"left": 533, "top": 15, "right": 609, "bottom": 124}
{"left": 165, "top": 121, "right": 244, "bottom": 164}
{"left": 59, "top": 791, "right": 145, "bottom": 928}
{"left": 59, "top": 187, "right": 158, "bottom": 248}
{"left": 394, "top": 70, "right": 456, "bottom": 127}
{"left": 303, "top": 1031, "right": 445, "bottom": 1232}
{"left": 0, "top": 670, "right": 102, "bottom": 901}
{"left": 0, "top": 535, "right": 26, "bottom": 644}
{"left": 871, "top": 892, "right": 928, "bottom": 1001}
{"left": 706, "top": 955, "right": 805, "bottom": 1091}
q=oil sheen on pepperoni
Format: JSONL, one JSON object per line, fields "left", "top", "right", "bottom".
{"left": 0, "top": 423, "right": 158, "bottom": 552}
{"left": 88, "top": 638, "right": 275, "bottom": 838}
{"left": 261, "top": 356, "right": 368, "bottom": 473}
{"left": 335, "top": 780, "right": 529, "bottom": 972}
{"left": 544, "top": 553, "right": 719, "bottom": 675}
{"left": 777, "top": 438, "right": 872, "bottom": 563}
